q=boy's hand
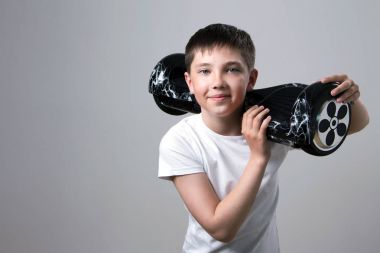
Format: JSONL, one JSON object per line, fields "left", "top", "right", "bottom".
{"left": 320, "top": 74, "right": 360, "bottom": 103}
{"left": 241, "top": 105, "right": 271, "bottom": 160}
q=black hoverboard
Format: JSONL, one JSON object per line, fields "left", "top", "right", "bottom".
{"left": 149, "top": 53, "right": 351, "bottom": 156}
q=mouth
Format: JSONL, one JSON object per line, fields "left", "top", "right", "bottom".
{"left": 208, "top": 94, "right": 231, "bottom": 101}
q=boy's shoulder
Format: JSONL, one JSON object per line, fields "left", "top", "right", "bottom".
{"left": 165, "top": 114, "right": 200, "bottom": 135}
{"left": 159, "top": 114, "right": 207, "bottom": 167}
{"left": 161, "top": 114, "right": 201, "bottom": 144}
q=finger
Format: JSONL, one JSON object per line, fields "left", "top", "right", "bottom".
{"left": 244, "top": 106, "right": 266, "bottom": 135}
{"left": 245, "top": 105, "right": 258, "bottom": 112}
{"left": 259, "top": 115, "right": 272, "bottom": 136}
{"left": 320, "top": 74, "right": 348, "bottom": 84}
{"left": 246, "top": 105, "right": 265, "bottom": 121}
{"left": 243, "top": 105, "right": 258, "bottom": 132}
{"left": 338, "top": 90, "right": 360, "bottom": 103}
{"left": 251, "top": 108, "right": 270, "bottom": 129}
{"left": 242, "top": 107, "right": 250, "bottom": 134}
{"left": 244, "top": 105, "right": 260, "bottom": 117}
{"left": 335, "top": 83, "right": 358, "bottom": 102}
{"left": 331, "top": 79, "right": 355, "bottom": 96}
{"left": 241, "top": 112, "right": 247, "bottom": 134}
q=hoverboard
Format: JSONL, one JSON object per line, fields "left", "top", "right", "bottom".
{"left": 149, "top": 53, "right": 351, "bottom": 156}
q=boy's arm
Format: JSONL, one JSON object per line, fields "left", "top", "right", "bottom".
{"left": 347, "top": 99, "right": 369, "bottom": 134}
{"left": 321, "top": 74, "right": 369, "bottom": 134}
{"left": 173, "top": 106, "right": 272, "bottom": 243}
{"left": 173, "top": 157, "right": 267, "bottom": 243}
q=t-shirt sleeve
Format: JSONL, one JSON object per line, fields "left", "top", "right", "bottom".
{"left": 158, "top": 126, "right": 205, "bottom": 180}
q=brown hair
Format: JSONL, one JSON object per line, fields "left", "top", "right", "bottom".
{"left": 185, "top": 23, "right": 256, "bottom": 72}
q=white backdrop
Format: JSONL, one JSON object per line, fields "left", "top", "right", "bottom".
{"left": 0, "top": 0, "right": 379, "bottom": 252}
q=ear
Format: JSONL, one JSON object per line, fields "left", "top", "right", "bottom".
{"left": 184, "top": 72, "right": 194, "bottom": 94}
{"left": 246, "top": 68, "right": 258, "bottom": 91}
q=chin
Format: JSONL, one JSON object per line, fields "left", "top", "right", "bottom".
{"left": 210, "top": 107, "right": 241, "bottom": 119}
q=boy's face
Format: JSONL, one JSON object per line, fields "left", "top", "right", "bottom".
{"left": 184, "top": 46, "right": 258, "bottom": 122}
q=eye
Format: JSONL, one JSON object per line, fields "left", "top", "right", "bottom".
{"left": 226, "top": 67, "right": 241, "bottom": 73}
{"left": 198, "top": 69, "right": 210, "bottom": 75}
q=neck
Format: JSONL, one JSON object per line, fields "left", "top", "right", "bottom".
{"left": 201, "top": 112, "right": 242, "bottom": 136}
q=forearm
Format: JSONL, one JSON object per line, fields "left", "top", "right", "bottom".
{"left": 173, "top": 156, "right": 268, "bottom": 243}
{"left": 207, "top": 157, "right": 268, "bottom": 242}
{"left": 348, "top": 99, "right": 369, "bottom": 134}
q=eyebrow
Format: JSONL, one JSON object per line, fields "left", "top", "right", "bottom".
{"left": 224, "top": 61, "right": 244, "bottom": 67}
{"left": 194, "top": 63, "right": 212, "bottom": 68}
{"left": 194, "top": 61, "right": 244, "bottom": 68}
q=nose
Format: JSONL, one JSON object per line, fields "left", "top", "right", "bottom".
{"left": 212, "top": 71, "right": 226, "bottom": 89}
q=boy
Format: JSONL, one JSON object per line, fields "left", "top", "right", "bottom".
{"left": 158, "top": 24, "right": 369, "bottom": 253}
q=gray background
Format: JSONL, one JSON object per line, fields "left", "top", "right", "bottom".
{"left": 0, "top": 0, "right": 379, "bottom": 252}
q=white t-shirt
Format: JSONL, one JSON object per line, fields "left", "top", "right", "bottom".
{"left": 159, "top": 114, "right": 290, "bottom": 253}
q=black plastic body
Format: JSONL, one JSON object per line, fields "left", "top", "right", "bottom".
{"left": 149, "top": 53, "right": 351, "bottom": 156}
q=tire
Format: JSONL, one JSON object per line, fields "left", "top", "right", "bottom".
{"left": 301, "top": 83, "right": 351, "bottom": 156}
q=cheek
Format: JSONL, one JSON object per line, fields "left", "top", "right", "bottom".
{"left": 232, "top": 77, "right": 249, "bottom": 93}
{"left": 233, "top": 83, "right": 249, "bottom": 103}
{"left": 235, "top": 90, "right": 246, "bottom": 103}
{"left": 192, "top": 78, "right": 208, "bottom": 93}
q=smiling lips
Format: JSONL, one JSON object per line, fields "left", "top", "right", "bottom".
{"left": 208, "top": 94, "right": 230, "bottom": 102}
